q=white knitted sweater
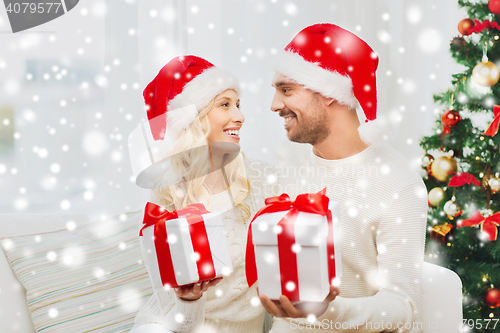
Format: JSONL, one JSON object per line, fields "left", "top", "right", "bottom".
{"left": 272, "top": 141, "right": 428, "bottom": 333}
{"left": 134, "top": 158, "right": 277, "bottom": 333}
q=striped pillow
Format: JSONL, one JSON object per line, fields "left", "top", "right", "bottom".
{"left": 0, "top": 211, "right": 153, "bottom": 332}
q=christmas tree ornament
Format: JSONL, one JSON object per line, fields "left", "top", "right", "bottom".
{"left": 458, "top": 18, "right": 475, "bottom": 35}
{"left": 484, "top": 288, "right": 500, "bottom": 308}
{"left": 484, "top": 105, "right": 500, "bottom": 137}
{"left": 472, "top": 47, "right": 500, "bottom": 87}
{"left": 441, "top": 110, "right": 461, "bottom": 128}
{"left": 431, "top": 156, "right": 458, "bottom": 182}
{"left": 451, "top": 36, "right": 466, "bottom": 49}
{"left": 444, "top": 199, "right": 463, "bottom": 219}
{"left": 428, "top": 187, "right": 446, "bottom": 207}
{"left": 488, "top": 177, "right": 500, "bottom": 194}
{"left": 430, "top": 223, "right": 454, "bottom": 244}
{"left": 473, "top": 60, "right": 500, "bottom": 86}
{"left": 459, "top": 209, "right": 500, "bottom": 241}
{"left": 421, "top": 154, "right": 434, "bottom": 169}
{"left": 441, "top": 109, "right": 461, "bottom": 136}
{"left": 482, "top": 171, "right": 495, "bottom": 189}
{"left": 489, "top": 0, "right": 500, "bottom": 15}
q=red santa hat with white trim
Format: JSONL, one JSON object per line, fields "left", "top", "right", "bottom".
{"left": 144, "top": 55, "right": 241, "bottom": 141}
{"left": 274, "top": 23, "right": 385, "bottom": 144}
{"left": 128, "top": 55, "right": 241, "bottom": 188}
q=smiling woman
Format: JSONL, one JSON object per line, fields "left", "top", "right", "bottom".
{"left": 129, "top": 55, "right": 279, "bottom": 333}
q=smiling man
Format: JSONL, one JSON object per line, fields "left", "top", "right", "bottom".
{"left": 260, "top": 24, "right": 428, "bottom": 333}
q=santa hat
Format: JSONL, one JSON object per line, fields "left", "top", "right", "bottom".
{"left": 143, "top": 55, "right": 241, "bottom": 141}
{"left": 128, "top": 55, "right": 241, "bottom": 189}
{"left": 274, "top": 23, "right": 386, "bottom": 144}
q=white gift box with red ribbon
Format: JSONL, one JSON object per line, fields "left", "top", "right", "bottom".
{"left": 247, "top": 195, "right": 341, "bottom": 302}
{"left": 139, "top": 202, "right": 233, "bottom": 288}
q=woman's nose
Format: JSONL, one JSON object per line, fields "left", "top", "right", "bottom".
{"left": 232, "top": 107, "right": 245, "bottom": 124}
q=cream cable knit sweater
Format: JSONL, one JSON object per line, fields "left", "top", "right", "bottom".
{"left": 134, "top": 158, "right": 277, "bottom": 333}
{"left": 271, "top": 141, "right": 428, "bottom": 333}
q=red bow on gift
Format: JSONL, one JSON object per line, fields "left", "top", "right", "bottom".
{"left": 140, "top": 202, "right": 216, "bottom": 287}
{"left": 484, "top": 105, "right": 500, "bottom": 137}
{"left": 245, "top": 189, "right": 336, "bottom": 301}
{"left": 448, "top": 173, "right": 481, "bottom": 187}
{"left": 140, "top": 202, "right": 210, "bottom": 235}
{"left": 458, "top": 210, "right": 500, "bottom": 241}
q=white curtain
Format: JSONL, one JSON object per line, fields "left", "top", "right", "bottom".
{"left": 0, "top": 0, "right": 466, "bottom": 216}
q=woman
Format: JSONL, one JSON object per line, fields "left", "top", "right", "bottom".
{"left": 129, "top": 56, "right": 277, "bottom": 333}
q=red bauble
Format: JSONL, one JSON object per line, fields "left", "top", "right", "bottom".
{"left": 441, "top": 110, "right": 461, "bottom": 128}
{"left": 484, "top": 288, "right": 500, "bottom": 308}
{"left": 489, "top": 0, "right": 500, "bottom": 15}
{"left": 458, "top": 19, "right": 475, "bottom": 35}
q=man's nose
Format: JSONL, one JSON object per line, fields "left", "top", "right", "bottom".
{"left": 270, "top": 92, "right": 284, "bottom": 113}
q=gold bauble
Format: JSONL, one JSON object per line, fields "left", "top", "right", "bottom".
{"left": 483, "top": 171, "right": 494, "bottom": 189}
{"left": 429, "top": 187, "right": 446, "bottom": 207}
{"left": 472, "top": 60, "right": 500, "bottom": 87}
{"left": 430, "top": 156, "right": 458, "bottom": 182}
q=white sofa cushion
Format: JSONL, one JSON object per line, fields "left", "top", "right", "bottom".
{"left": 0, "top": 211, "right": 152, "bottom": 332}
{"left": 0, "top": 213, "right": 91, "bottom": 333}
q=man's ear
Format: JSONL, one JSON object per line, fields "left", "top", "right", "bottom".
{"left": 325, "top": 98, "right": 336, "bottom": 107}
{"left": 319, "top": 94, "right": 336, "bottom": 107}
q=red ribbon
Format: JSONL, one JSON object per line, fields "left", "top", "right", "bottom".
{"left": 458, "top": 210, "right": 500, "bottom": 241}
{"left": 245, "top": 189, "right": 336, "bottom": 301}
{"left": 140, "top": 202, "right": 216, "bottom": 287}
{"left": 484, "top": 105, "right": 500, "bottom": 137}
{"left": 448, "top": 173, "right": 481, "bottom": 187}
{"left": 465, "top": 19, "right": 500, "bottom": 35}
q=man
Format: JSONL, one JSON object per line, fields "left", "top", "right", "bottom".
{"left": 259, "top": 24, "right": 428, "bottom": 332}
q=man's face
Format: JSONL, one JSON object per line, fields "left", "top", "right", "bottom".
{"left": 271, "top": 74, "right": 330, "bottom": 145}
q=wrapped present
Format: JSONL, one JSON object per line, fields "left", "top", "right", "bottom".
{"left": 245, "top": 189, "right": 342, "bottom": 302}
{"left": 139, "top": 202, "right": 233, "bottom": 288}
{"left": 430, "top": 223, "right": 454, "bottom": 244}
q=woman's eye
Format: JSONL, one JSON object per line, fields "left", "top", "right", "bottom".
{"left": 236, "top": 104, "right": 240, "bottom": 109}
{"left": 221, "top": 103, "right": 228, "bottom": 107}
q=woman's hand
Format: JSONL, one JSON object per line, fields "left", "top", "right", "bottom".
{"left": 174, "top": 277, "right": 223, "bottom": 301}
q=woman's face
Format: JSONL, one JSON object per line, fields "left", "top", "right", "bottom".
{"left": 207, "top": 89, "right": 244, "bottom": 145}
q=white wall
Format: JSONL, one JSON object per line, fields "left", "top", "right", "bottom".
{"left": 0, "top": 0, "right": 466, "bottom": 219}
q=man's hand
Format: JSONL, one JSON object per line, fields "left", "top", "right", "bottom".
{"left": 174, "top": 277, "right": 223, "bottom": 301}
{"left": 258, "top": 285, "right": 339, "bottom": 318}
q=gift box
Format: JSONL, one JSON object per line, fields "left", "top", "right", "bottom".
{"left": 245, "top": 189, "right": 342, "bottom": 302}
{"left": 139, "top": 202, "right": 233, "bottom": 288}
{"left": 430, "top": 222, "right": 454, "bottom": 244}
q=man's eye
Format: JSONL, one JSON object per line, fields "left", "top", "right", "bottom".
{"left": 282, "top": 88, "right": 290, "bottom": 93}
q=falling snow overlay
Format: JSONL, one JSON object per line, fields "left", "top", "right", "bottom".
{"left": 0, "top": 0, "right": 470, "bottom": 332}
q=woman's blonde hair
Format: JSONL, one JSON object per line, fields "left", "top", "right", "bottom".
{"left": 151, "top": 93, "right": 251, "bottom": 221}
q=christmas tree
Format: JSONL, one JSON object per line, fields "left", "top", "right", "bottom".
{"left": 421, "top": 0, "right": 500, "bottom": 331}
